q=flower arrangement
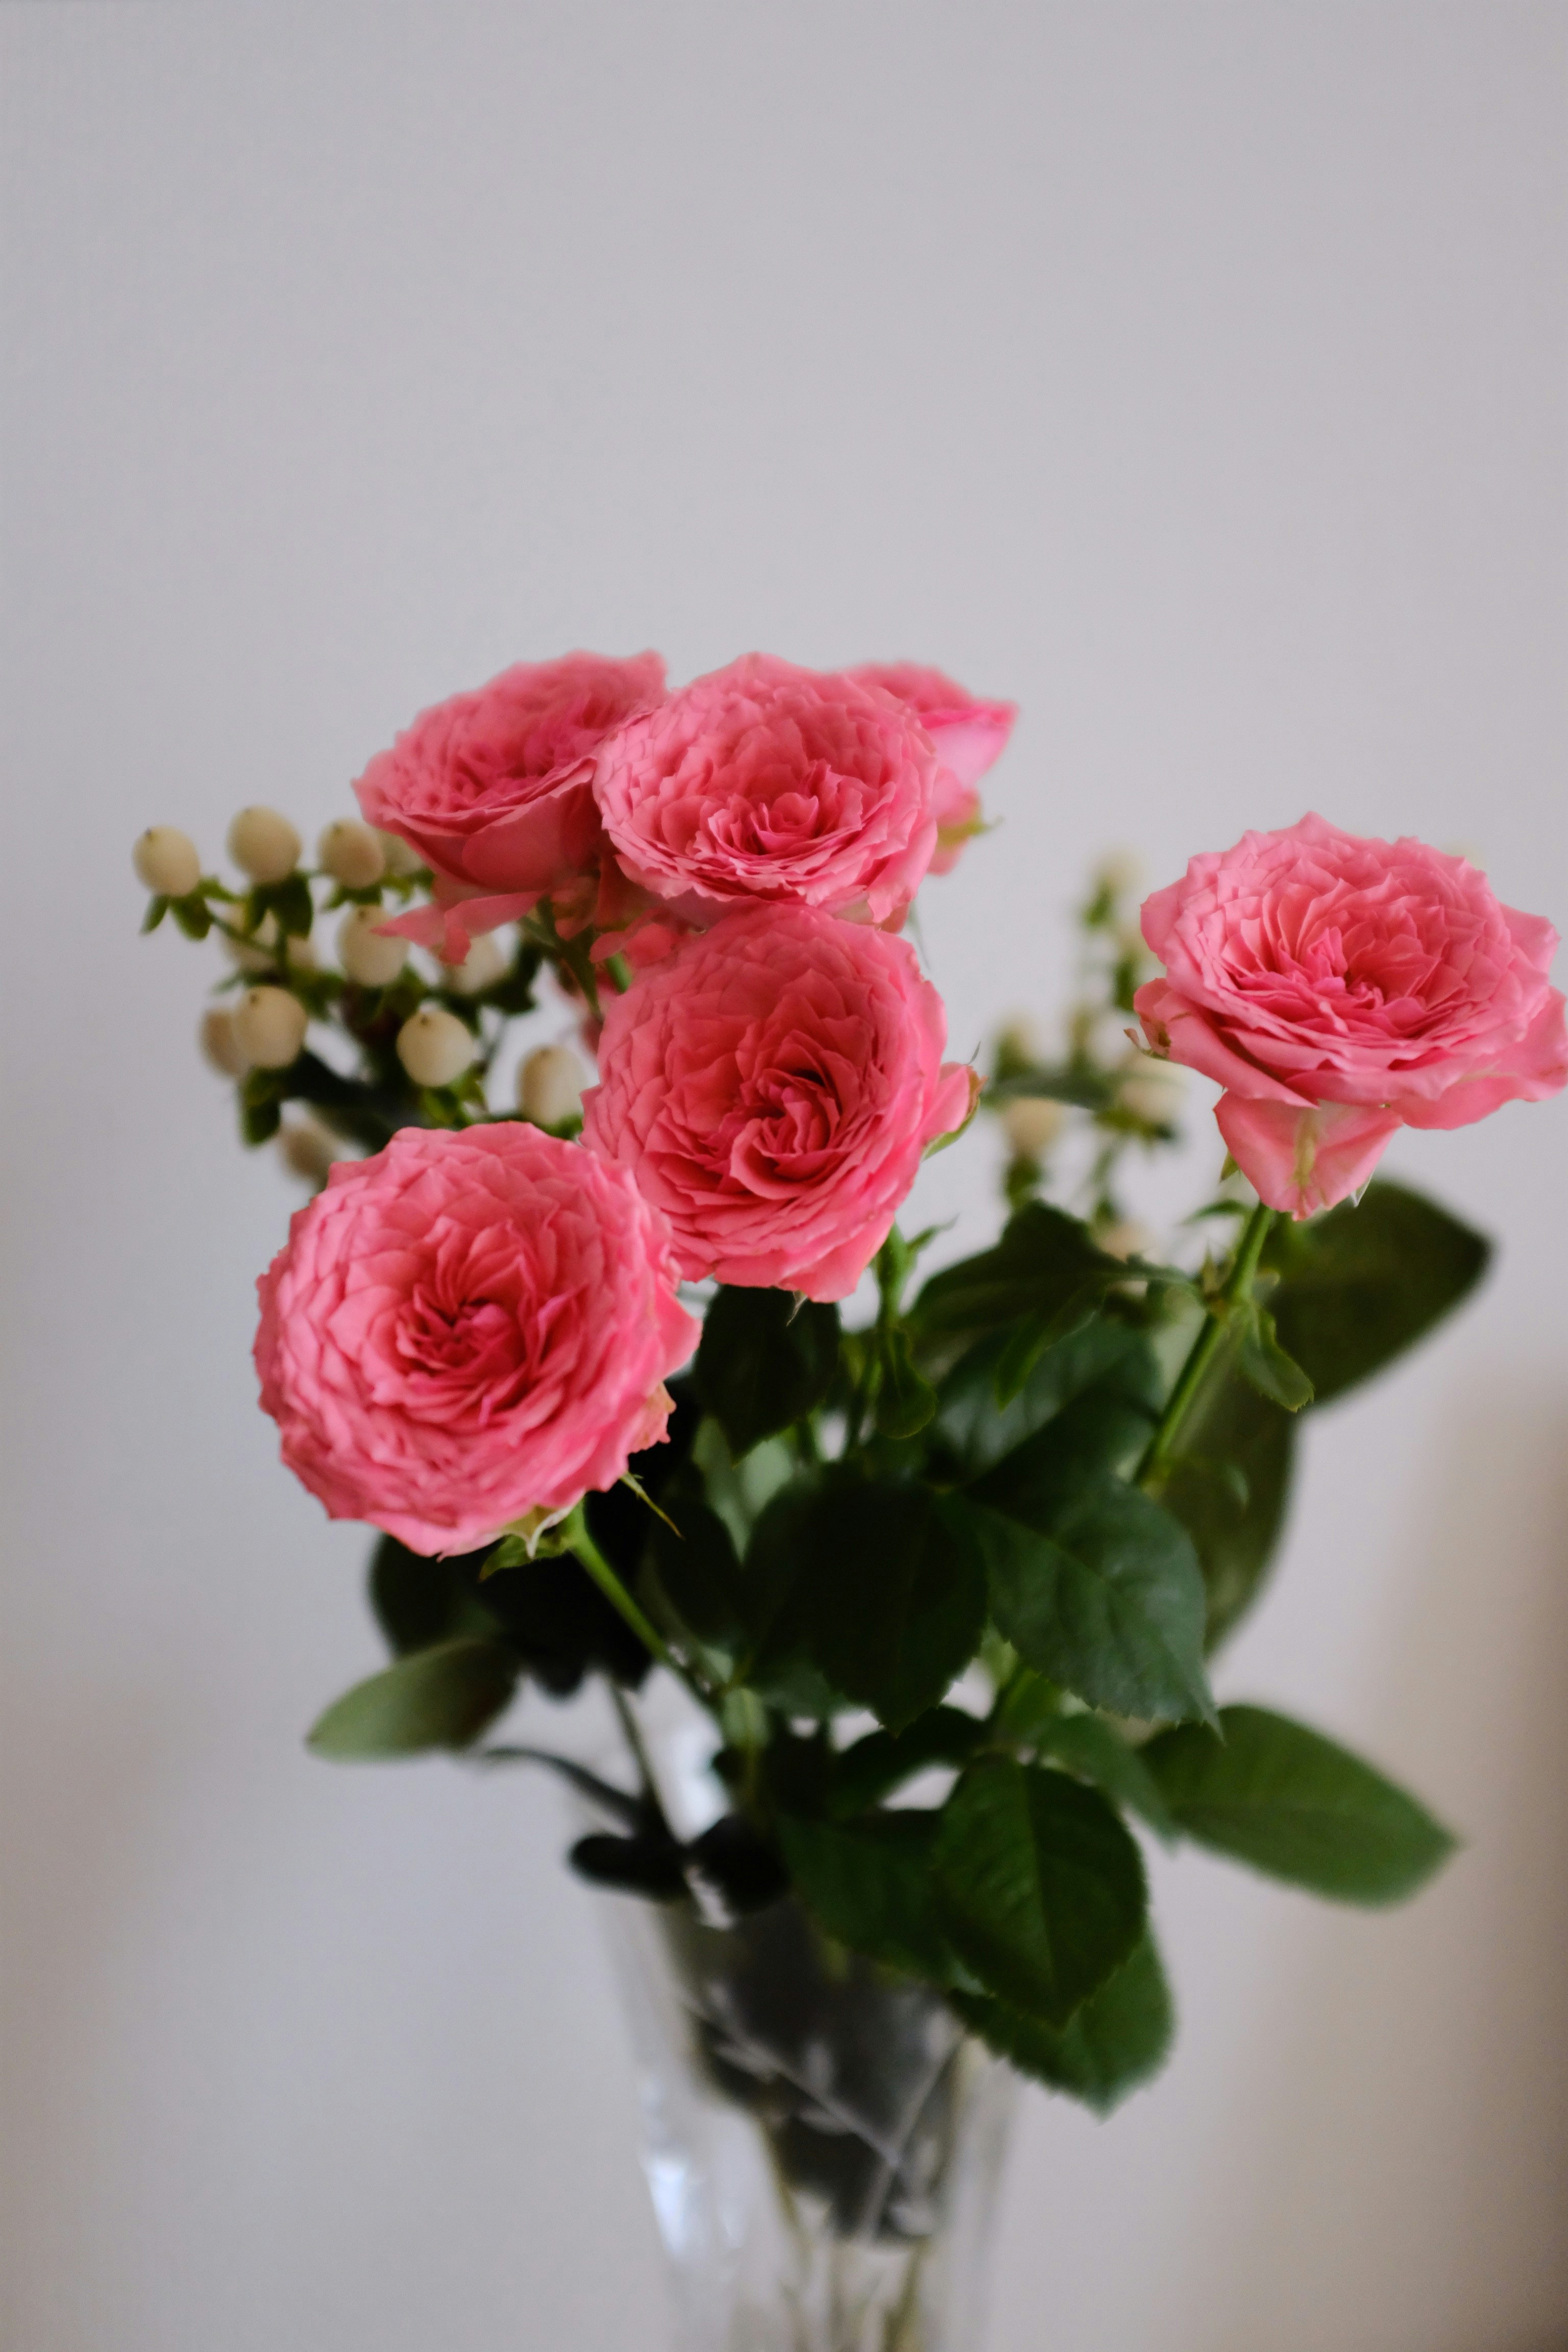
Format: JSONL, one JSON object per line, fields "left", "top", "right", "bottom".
{"left": 136, "top": 648, "right": 1566, "bottom": 2122}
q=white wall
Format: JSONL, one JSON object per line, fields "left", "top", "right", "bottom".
{"left": 3, "top": 7, "right": 1565, "bottom": 2348}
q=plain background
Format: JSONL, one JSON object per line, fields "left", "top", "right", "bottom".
{"left": 3, "top": 6, "right": 1566, "bottom": 2348}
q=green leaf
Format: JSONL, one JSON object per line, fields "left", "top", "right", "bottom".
{"left": 569, "top": 1831, "right": 688, "bottom": 1901}
{"left": 306, "top": 1637, "right": 519, "bottom": 1757}
{"left": 779, "top": 1810, "right": 956, "bottom": 1982}
{"left": 747, "top": 1475, "right": 989, "bottom": 1731}
{"left": 1144, "top": 1705, "right": 1458, "bottom": 1904}
{"left": 828, "top": 1706, "right": 990, "bottom": 1818}
{"left": 1230, "top": 1299, "right": 1314, "bottom": 1412}
{"left": 931, "top": 1317, "right": 1162, "bottom": 1483}
{"left": 911, "top": 1203, "right": 1130, "bottom": 1344}
{"left": 1159, "top": 1361, "right": 1296, "bottom": 1651}
{"left": 954, "top": 1928, "right": 1175, "bottom": 2113}
{"left": 140, "top": 893, "right": 169, "bottom": 933}
{"left": 967, "top": 1368, "right": 1158, "bottom": 1513}
{"left": 369, "top": 1535, "right": 493, "bottom": 1655}
{"left": 695, "top": 1287, "right": 840, "bottom": 1457}
{"left": 1263, "top": 1180, "right": 1490, "bottom": 1406}
{"left": 874, "top": 1325, "right": 938, "bottom": 1439}
{"left": 1032, "top": 1712, "right": 1178, "bottom": 1841}
{"left": 648, "top": 1484, "right": 748, "bottom": 1647}
{"left": 959, "top": 1484, "right": 1215, "bottom": 1726}
{"left": 933, "top": 1756, "right": 1147, "bottom": 2025}
{"left": 170, "top": 893, "right": 213, "bottom": 940}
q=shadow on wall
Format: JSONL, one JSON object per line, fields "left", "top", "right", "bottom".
{"left": 1210, "top": 1388, "right": 1568, "bottom": 2352}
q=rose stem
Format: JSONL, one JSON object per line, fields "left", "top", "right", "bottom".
{"left": 567, "top": 1507, "right": 717, "bottom": 1717}
{"left": 606, "top": 1680, "right": 673, "bottom": 1834}
{"left": 1137, "top": 1198, "right": 1276, "bottom": 1486}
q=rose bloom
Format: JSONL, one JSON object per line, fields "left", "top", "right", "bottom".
{"left": 355, "top": 651, "right": 665, "bottom": 959}
{"left": 1135, "top": 813, "right": 1567, "bottom": 1217}
{"left": 591, "top": 653, "right": 940, "bottom": 928}
{"left": 846, "top": 663, "right": 1016, "bottom": 874}
{"left": 254, "top": 1124, "right": 696, "bottom": 1555}
{"left": 581, "top": 903, "right": 976, "bottom": 1300}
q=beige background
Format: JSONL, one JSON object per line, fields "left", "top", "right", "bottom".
{"left": 3, "top": 6, "right": 1566, "bottom": 2348}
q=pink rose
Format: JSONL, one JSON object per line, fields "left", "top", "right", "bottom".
{"left": 1134, "top": 813, "right": 1568, "bottom": 1217}
{"left": 254, "top": 1124, "right": 697, "bottom": 1555}
{"left": 581, "top": 903, "right": 976, "bottom": 1301}
{"left": 846, "top": 663, "right": 1016, "bottom": 874}
{"left": 591, "top": 654, "right": 940, "bottom": 927}
{"left": 354, "top": 652, "right": 666, "bottom": 959}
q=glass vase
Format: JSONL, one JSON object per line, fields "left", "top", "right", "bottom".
{"left": 597, "top": 1875, "right": 1015, "bottom": 2352}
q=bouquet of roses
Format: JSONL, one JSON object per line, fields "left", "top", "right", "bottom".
{"left": 135, "top": 648, "right": 1566, "bottom": 2118}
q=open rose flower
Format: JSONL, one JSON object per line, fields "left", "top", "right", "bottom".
{"left": 254, "top": 1124, "right": 696, "bottom": 1554}
{"left": 355, "top": 651, "right": 665, "bottom": 960}
{"left": 581, "top": 903, "right": 975, "bottom": 1300}
{"left": 591, "top": 654, "right": 940, "bottom": 928}
{"left": 846, "top": 663, "right": 1016, "bottom": 873}
{"left": 1135, "top": 813, "right": 1568, "bottom": 1217}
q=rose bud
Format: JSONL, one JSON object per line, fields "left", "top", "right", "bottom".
{"left": 396, "top": 1007, "right": 474, "bottom": 1089}
{"left": 518, "top": 1044, "right": 585, "bottom": 1129}
{"left": 133, "top": 825, "right": 202, "bottom": 898}
{"left": 316, "top": 818, "right": 385, "bottom": 889}
{"left": 444, "top": 933, "right": 508, "bottom": 996}
{"left": 1096, "top": 1218, "right": 1151, "bottom": 1262}
{"left": 337, "top": 904, "right": 408, "bottom": 987}
{"left": 374, "top": 828, "right": 425, "bottom": 877}
{"left": 228, "top": 805, "right": 302, "bottom": 883}
{"left": 234, "top": 985, "right": 308, "bottom": 1069}
{"left": 199, "top": 1004, "right": 250, "bottom": 1077}
{"left": 1000, "top": 1096, "right": 1065, "bottom": 1159}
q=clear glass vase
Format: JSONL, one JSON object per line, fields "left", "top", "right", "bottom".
{"left": 596, "top": 1855, "right": 1015, "bottom": 2352}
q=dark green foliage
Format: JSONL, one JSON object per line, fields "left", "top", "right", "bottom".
{"left": 307, "top": 1638, "right": 520, "bottom": 1757}
{"left": 569, "top": 1830, "right": 689, "bottom": 1900}
{"left": 954, "top": 1929, "right": 1174, "bottom": 2113}
{"left": 749, "top": 1474, "right": 989, "bottom": 1730}
{"left": 1145, "top": 1706, "right": 1457, "bottom": 1904}
{"left": 1159, "top": 1364, "right": 1296, "bottom": 1651}
{"left": 933, "top": 1757, "right": 1147, "bottom": 2026}
{"left": 648, "top": 1485, "right": 748, "bottom": 1648}
{"left": 827, "top": 1707, "right": 990, "bottom": 1818}
{"left": 930, "top": 1317, "right": 1161, "bottom": 1484}
{"left": 1028, "top": 1711, "right": 1178, "bottom": 1841}
{"left": 695, "top": 1288, "right": 840, "bottom": 1457}
{"left": 911, "top": 1203, "right": 1139, "bottom": 1356}
{"left": 478, "top": 1549, "right": 652, "bottom": 1692}
{"left": 1263, "top": 1180, "right": 1490, "bottom": 1406}
{"left": 369, "top": 1536, "right": 495, "bottom": 1653}
{"left": 963, "top": 1484, "right": 1214, "bottom": 1726}
{"left": 779, "top": 1811, "right": 956, "bottom": 1982}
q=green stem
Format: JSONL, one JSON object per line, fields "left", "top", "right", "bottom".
{"left": 607, "top": 1681, "right": 671, "bottom": 1832}
{"left": 568, "top": 1508, "right": 716, "bottom": 1716}
{"left": 1138, "top": 1199, "right": 1275, "bottom": 1486}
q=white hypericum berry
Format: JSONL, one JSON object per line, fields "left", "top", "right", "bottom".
{"left": 277, "top": 1117, "right": 340, "bottom": 1186}
{"left": 338, "top": 904, "right": 408, "bottom": 987}
{"left": 1097, "top": 1217, "right": 1152, "bottom": 1263}
{"left": 199, "top": 1004, "right": 250, "bottom": 1077}
{"left": 133, "top": 825, "right": 202, "bottom": 898}
{"left": 397, "top": 1007, "right": 474, "bottom": 1089}
{"left": 1000, "top": 1097, "right": 1066, "bottom": 1159}
{"left": 234, "top": 985, "right": 308, "bottom": 1069}
{"left": 227, "top": 805, "right": 302, "bottom": 883}
{"left": 316, "top": 818, "right": 386, "bottom": 889}
{"left": 445, "top": 933, "right": 508, "bottom": 996}
{"left": 517, "top": 1043, "right": 585, "bottom": 1128}
{"left": 1092, "top": 850, "right": 1143, "bottom": 900}
{"left": 1118, "top": 1067, "right": 1181, "bottom": 1124}
{"left": 375, "top": 828, "right": 424, "bottom": 877}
